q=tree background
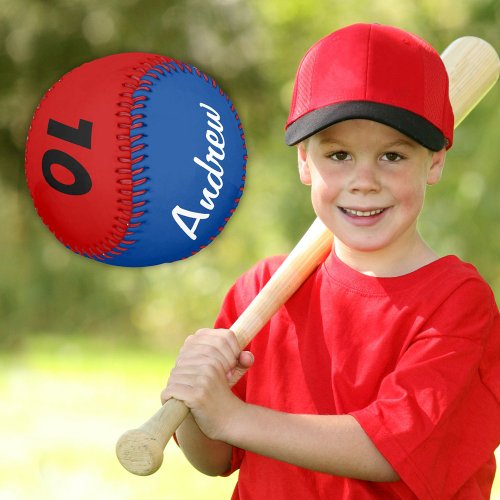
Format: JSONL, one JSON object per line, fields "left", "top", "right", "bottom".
{"left": 1, "top": 0, "right": 499, "bottom": 351}
{"left": 0, "top": 1, "right": 499, "bottom": 498}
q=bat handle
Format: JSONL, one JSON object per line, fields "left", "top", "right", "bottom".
{"left": 116, "top": 397, "right": 189, "bottom": 475}
{"left": 116, "top": 218, "right": 334, "bottom": 476}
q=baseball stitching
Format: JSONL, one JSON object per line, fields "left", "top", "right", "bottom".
{"left": 103, "top": 55, "right": 247, "bottom": 263}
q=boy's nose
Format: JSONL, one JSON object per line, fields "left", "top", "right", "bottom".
{"left": 348, "top": 162, "right": 381, "bottom": 194}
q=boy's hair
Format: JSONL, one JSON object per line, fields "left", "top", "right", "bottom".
{"left": 285, "top": 23, "right": 454, "bottom": 151}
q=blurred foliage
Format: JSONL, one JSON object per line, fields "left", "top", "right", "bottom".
{"left": 1, "top": 0, "right": 499, "bottom": 351}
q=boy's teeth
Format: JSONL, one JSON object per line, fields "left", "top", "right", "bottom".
{"left": 344, "top": 208, "right": 384, "bottom": 217}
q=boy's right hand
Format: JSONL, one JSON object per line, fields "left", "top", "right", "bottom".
{"left": 160, "top": 328, "right": 254, "bottom": 440}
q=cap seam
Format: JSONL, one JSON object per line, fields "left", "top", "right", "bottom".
{"left": 364, "top": 24, "right": 373, "bottom": 100}
{"left": 309, "top": 45, "right": 319, "bottom": 111}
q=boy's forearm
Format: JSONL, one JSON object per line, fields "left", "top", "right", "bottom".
{"left": 222, "top": 402, "right": 399, "bottom": 482}
{"left": 175, "top": 412, "right": 233, "bottom": 476}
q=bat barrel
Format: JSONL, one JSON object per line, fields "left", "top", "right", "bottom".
{"left": 442, "top": 37, "right": 500, "bottom": 126}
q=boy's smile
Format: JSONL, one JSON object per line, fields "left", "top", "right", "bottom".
{"left": 338, "top": 207, "right": 388, "bottom": 225}
{"left": 298, "top": 119, "right": 446, "bottom": 275}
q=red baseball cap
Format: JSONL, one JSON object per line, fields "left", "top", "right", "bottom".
{"left": 285, "top": 23, "right": 454, "bottom": 150}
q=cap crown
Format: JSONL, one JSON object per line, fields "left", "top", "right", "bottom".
{"left": 287, "top": 24, "right": 454, "bottom": 149}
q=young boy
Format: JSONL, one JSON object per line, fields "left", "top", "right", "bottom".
{"left": 162, "top": 23, "right": 499, "bottom": 498}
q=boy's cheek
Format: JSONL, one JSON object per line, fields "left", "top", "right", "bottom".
{"left": 312, "top": 176, "right": 339, "bottom": 200}
{"left": 310, "top": 186, "right": 337, "bottom": 218}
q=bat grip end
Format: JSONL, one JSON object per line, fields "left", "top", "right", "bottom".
{"left": 116, "top": 429, "right": 164, "bottom": 476}
{"left": 116, "top": 398, "right": 190, "bottom": 475}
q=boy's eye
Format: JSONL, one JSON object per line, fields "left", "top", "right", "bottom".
{"left": 381, "top": 152, "right": 403, "bottom": 162}
{"left": 329, "top": 151, "right": 351, "bottom": 161}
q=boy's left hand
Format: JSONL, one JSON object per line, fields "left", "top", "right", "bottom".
{"left": 161, "top": 328, "right": 254, "bottom": 441}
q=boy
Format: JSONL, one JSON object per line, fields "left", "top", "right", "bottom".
{"left": 162, "top": 23, "right": 499, "bottom": 498}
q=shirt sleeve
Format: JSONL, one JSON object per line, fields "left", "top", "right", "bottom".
{"left": 350, "top": 278, "right": 500, "bottom": 499}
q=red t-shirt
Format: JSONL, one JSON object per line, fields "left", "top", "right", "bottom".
{"left": 214, "top": 252, "right": 500, "bottom": 499}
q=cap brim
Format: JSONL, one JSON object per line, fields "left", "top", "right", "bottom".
{"left": 285, "top": 101, "right": 446, "bottom": 151}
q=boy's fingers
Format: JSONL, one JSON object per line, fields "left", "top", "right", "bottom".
{"left": 227, "top": 351, "right": 254, "bottom": 387}
{"left": 208, "top": 328, "right": 241, "bottom": 360}
{"left": 226, "top": 329, "right": 242, "bottom": 356}
{"left": 161, "top": 381, "right": 193, "bottom": 405}
{"left": 163, "top": 328, "right": 247, "bottom": 404}
{"left": 186, "top": 328, "right": 241, "bottom": 365}
{"left": 238, "top": 350, "right": 254, "bottom": 368}
{"left": 177, "top": 343, "right": 234, "bottom": 374}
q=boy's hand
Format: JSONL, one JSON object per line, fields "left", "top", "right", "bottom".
{"left": 161, "top": 328, "right": 254, "bottom": 441}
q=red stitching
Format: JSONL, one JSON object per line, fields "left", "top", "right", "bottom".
{"left": 132, "top": 177, "right": 147, "bottom": 187}
{"left": 90, "top": 53, "right": 247, "bottom": 263}
{"left": 131, "top": 155, "right": 144, "bottom": 165}
{"left": 113, "top": 225, "right": 127, "bottom": 234}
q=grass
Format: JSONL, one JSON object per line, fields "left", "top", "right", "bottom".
{"left": 0, "top": 335, "right": 236, "bottom": 500}
{"left": 0, "top": 334, "right": 498, "bottom": 499}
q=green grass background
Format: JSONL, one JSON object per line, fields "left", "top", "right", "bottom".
{"left": 0, "top": 335, "right": 237, "bottom": 499}
{"left": 1, "top": 334, "right": 498, "bottom": 499}
{"left": 1, "top": 1, "right": 497, "bottom": 498}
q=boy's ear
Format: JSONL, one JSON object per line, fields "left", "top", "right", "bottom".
{"left": 297, "top": 142, "right": 312, "bottom": 185}
{"left": 427, "top": 148, "right": 446, "bottom": 185}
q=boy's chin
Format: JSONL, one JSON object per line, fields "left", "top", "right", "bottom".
{"left": 330, "top": 226, "right": 396, "bottom": 254}
{"left": 334, "top": 238, "right": 390, "bottom": 254}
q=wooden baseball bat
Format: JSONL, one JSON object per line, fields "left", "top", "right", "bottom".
{"left": 116, "top": 36, "right": 500, "bottom": 476}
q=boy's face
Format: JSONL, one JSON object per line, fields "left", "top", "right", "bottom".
{"left": 297, "top": 119, "right": 446, "bottom": 259}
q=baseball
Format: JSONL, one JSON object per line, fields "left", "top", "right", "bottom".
{"left": 25, "top": 52, "right": 247, "bottom": 266}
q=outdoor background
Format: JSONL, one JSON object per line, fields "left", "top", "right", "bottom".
{"left": 1, "top": 0, "right": 498, "bottom": 498}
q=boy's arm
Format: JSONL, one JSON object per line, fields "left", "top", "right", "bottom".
{"left": 163, "top": 329, "right": 398, "bottom": 482}
{"left": 171, "top": 390, "right": 398, "bottom": 481}
{"left": 223, "top": 402, "right": 399, "bottom": 482}
{"left": 173, "top": 412, "right": 233, "bottom": 476}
